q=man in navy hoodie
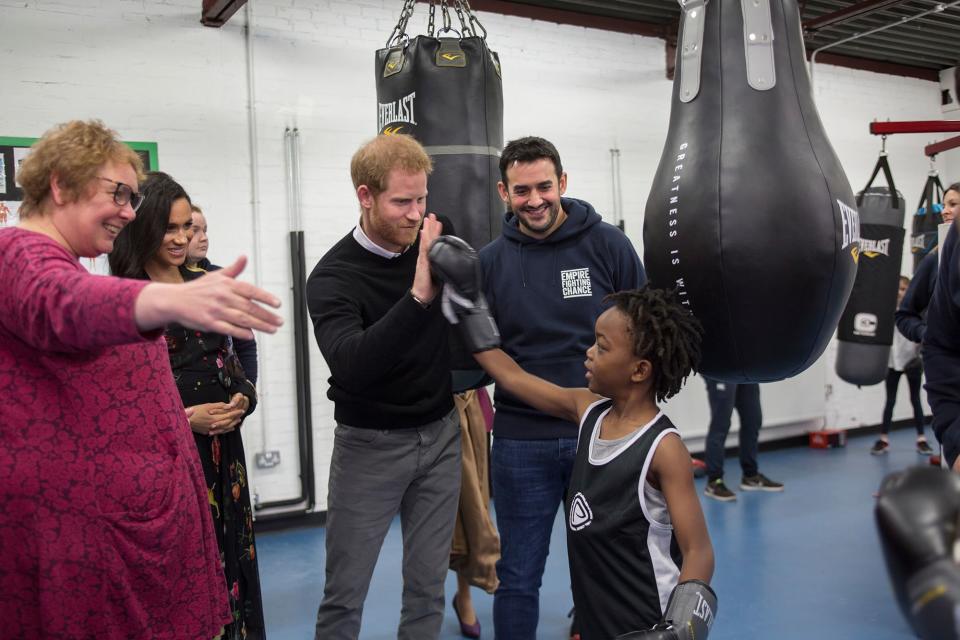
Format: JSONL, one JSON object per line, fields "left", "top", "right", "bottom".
{"left": 479, "top": 136, "right": 645, "bottom": 639}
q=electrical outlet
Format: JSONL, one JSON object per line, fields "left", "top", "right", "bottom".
{"left": 255, "top": 450, "right": 281, "bottom": 468}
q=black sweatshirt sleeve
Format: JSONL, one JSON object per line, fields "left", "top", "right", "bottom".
{"left": 306, "top": 269, "right": 435, "bottom": 393}
{"left": 896, "top": 252, "right": 937, "bottom": 344}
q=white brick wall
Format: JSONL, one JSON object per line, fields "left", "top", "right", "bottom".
{"left": 1, "top": 0, "right": 955, "bottom": 511}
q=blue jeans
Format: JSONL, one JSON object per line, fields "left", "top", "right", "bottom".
{"left": 704, "top": 379, "right": 761, "bottom": 481}
{"left": 491, "top": 437, "right": 578, "bottom": 640}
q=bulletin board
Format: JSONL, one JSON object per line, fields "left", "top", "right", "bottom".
{"left": 0, "top": 136, "right": 159, "bottom": 228}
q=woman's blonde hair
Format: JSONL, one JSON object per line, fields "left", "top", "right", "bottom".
{"left": 16, "top": 120, "right": 144, "bottom": 218}
{"left": 350, "top": 134, "right": 432, "bottom": 195}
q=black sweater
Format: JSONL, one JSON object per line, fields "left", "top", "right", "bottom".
{"left": 306, "top": 230, "right": 453, "bottom": 429}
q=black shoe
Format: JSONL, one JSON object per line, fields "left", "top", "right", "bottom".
{"left": 917, "top": 440, "right": 935, "bottom": 456}
{"left": 704, "top": 478, "right": 736, "bottom": 502}
{"left": 870, "top": 439, "right": 890, "bottom": 456}
{"left": 740, "top": 473, "right": 784, "bottom": 492}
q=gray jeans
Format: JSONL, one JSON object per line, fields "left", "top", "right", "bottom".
{"left": 314, "top": 408, "right": 462, "bottom": 640}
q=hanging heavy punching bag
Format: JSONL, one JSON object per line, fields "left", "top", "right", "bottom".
{"left": 835, "top": 154, "right": 906, "bottom": 386}
{"left": 643, "top": 0, "right": 859, "bottom": 383}
{"left": 376, "top": 0, "right": 503, "bottom": 253}
{"left": 910, "top": 173, "right": 945, "bottom": 273}
{"left": 377, "top": 0, "right": 503, "bottom": 391}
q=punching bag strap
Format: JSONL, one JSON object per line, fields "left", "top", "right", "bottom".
{"left": 858, "top": 153, "right": 900, "bottom": 210}
{"left": 916, "top": 172, "right": 945, "bottom": 212}
{"left": 740, "top": 0, "right": 776, "bottom": 91}
{"left": 423, "top": 145, "right": 501, "bottom": 158}
{"left": 678, "top": 0, "right": 707, "bottom": 103}
{"left": 437, "top": 38, "right": 467, "bottom": 67}
{"left": 383, "top": 47, "right": 405, "bottom": 78}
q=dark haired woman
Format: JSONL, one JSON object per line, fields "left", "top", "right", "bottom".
{"left": 111, "top": 171, "right": 266, "bottom": 640}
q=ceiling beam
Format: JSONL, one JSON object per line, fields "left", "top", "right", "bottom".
{"left": 201, "top": 0, "right": 247, "bottom": 27}
{"left": 802, "top": 0, "right": 909, "bottom": 34}
{"left": 926, "top": 135, "right": 960, "bottom": 157}
{"left": 415, "top": 0, "right": 939, "bottom": 81}
{"left": 810, "top": 50, "right": 940, "bottom": 81}
{"left": 446, "top": 0, "right": 670, "bottom": 39}
{"left": 869, "top": 120, "right": 960, "bottom": 135}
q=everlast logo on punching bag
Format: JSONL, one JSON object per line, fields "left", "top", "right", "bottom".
{"left": 378, "top": 91, "right": 417, "bottom": 134}
{"left": 838, "top": 199, "right": 861, "bottom": 262}
{"left": 860, "top": 238, "right": 892, "bottom": 258}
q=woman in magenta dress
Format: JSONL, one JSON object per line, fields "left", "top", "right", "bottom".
{"left": 0, "top": 120, "right": 282, "bottom": 639}
{"left": 110, "top": 171, "right": 266, "bottom": 640}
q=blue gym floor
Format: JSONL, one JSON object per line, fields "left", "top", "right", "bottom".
{"left": 257, "top": 427, "right": 932, "bottom": 639}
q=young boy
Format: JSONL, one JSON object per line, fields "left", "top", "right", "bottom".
{"left": 429, "top": 237, "right": 716, "bottom": 640}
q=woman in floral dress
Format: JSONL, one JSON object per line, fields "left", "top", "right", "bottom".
{"left": 110, "top": 171, "right": 265, "bottom": 640}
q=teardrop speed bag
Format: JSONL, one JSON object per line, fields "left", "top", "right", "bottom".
{"left": 643, "top": 0, "right": 859, "bottom": 383}
{"left": 835, "top": 153, "right": 906, "bottom": 386}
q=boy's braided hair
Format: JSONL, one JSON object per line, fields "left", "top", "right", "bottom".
{"left": 605, "top": 287, "right": 703, "bottom": 402}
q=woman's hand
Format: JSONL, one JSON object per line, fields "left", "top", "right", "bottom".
{"left": 135, "top": 255, "right": 283, "bottom": 340}
{"left": 187, "top": 401, "right": 246, "bottom": 436}
{"left": 208, "top": 393, "right": 250, "bottom": 436}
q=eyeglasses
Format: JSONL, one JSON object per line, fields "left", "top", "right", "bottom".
{"left": 97, "top": 176, "right": 144, "bottom": 212}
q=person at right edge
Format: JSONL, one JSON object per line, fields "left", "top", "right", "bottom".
{"left": 922, "top": 186, "right": 960, "bottom": 472}
{"left": 430, "top": 236, "right": 716, "bottom": 640}
{"left": 875, "top": 182, "right": 960, "bottom": 640}
{"left": 895, "top": 183, "right": 960, "bottom": 463}
{"left": 478, "top": 136, "right": 645, "bottom": 640}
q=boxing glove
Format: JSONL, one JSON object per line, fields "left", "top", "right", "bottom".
{"left": 876, "top": 466, "right": 960, "bottom": 640}
{"left": 427, "top": 235, "right": 500, "bottom": 352}
{"left": 615, "top": 580, "right": 717, "bottom": 640}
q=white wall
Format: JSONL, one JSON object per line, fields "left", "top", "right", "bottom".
{"left": 1, "top": 0, "right": 955, "bottom": 511}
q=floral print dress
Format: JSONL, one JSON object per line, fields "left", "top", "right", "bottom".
{"left": 165, "top": 267, "right": 266, "bottom": 640}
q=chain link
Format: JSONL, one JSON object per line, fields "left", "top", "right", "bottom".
{"left": 452, "top": 1, "right": 472, "bottom": 37}
{"left": 386, "top": 0, "right": 417, "bottom": 47}
{"left": 460, "top": 0, "right": 488, "bottom": 39}
{"left": 439, "top": 0, "right": 455, "bottom": 35}
{"left": 387, "top": 0, "right": 492, "bottom": 44}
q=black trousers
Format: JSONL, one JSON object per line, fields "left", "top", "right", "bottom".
{"left": 880, "top": 366, "right": 925, "bottom": 436}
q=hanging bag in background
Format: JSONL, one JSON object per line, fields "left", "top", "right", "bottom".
{"left": 836, "top": 151, "right": 906, "bottom": 386}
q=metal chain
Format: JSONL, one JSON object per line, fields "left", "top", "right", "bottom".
{"left": 386, "top": 0, "right": 417, "bottom": 47}
{"left": 460, "top": 0, "right": 488, "bottom": 39}
{"left": 439, "top": 0, "right": 455, "bottom": 35}
{"left": 428, "top": 0, "right": 436, "bottom": 37}
{"left": 452, "top": 1, "right": 473, "bottom": 37}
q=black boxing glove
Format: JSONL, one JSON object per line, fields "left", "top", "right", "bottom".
{"left": 876, "top": 466, "right": 960, "bottom": 640}
{"left": 427, "top": 235, "right": 500, "bottom": 352}
{"left": 615, "top": 580, "right": 717, "bottom": 640}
